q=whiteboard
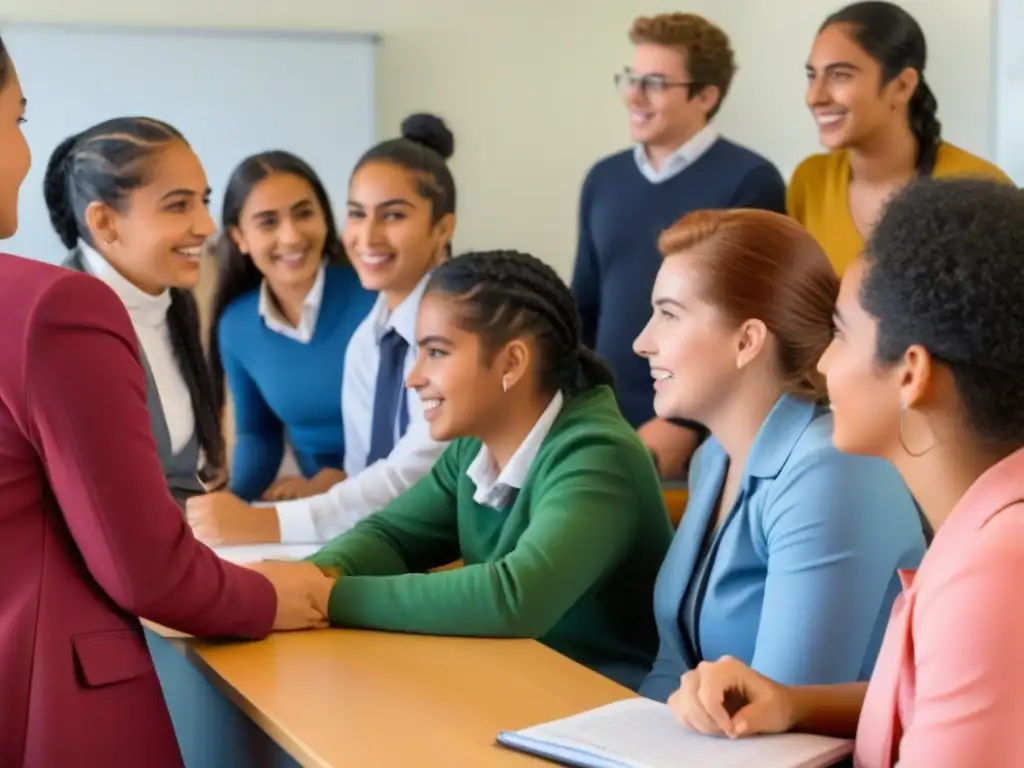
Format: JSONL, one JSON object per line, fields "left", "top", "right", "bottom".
{"left": 1, "top": 23, "right": 378, "bottom": 263}
{"left": 995, "top": 0, "right": 1024, "bottom": 184}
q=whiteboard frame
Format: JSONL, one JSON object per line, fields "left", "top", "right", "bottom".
{"left": 0, "top": 20, "right": 380, "bottom": 45}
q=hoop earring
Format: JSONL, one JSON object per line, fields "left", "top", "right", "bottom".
{"left": 898, "top": 402, "right": 935, "bottom": 458}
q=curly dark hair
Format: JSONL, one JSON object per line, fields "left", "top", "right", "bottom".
{"left": 861, "top": 177, "right": 1024, "bottom": 449}
{"left": 425, "top": 249, "right": 614, "bottom": 395}
{"left": 629, "top": 13, "right": 735, "bottom": 119}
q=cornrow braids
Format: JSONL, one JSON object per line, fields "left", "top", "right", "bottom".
{"left": 168, "top": 289, "right": 225, "bottom": 477}
{"left": 42, "top": 116, "right": 225, "bottom": 477}
{"left": 426, "top": 249, "right": 615, "bottom": 394}
{"left": 43, "top": 117, "right": 184, "bottom": 249}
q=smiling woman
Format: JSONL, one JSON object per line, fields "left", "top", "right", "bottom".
{"left": 632, "top": 207, "right": 926, "bottom": 704}
{"left": 208, "top": 151, "right": 374, "bottom": 502}
{"left": 788, "top": 0, "right": 1011, "bottom": 275}
{"left": 42, "top": 118, "right": 225, "bottom": 504}
{"left": 296, "top": 248, "right": 674, "bottom": 691}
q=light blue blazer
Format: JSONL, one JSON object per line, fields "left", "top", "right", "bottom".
{"left": 639, "top": 395, "right": 927, "bottom": 703}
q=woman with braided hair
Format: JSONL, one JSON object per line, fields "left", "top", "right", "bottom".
{"left": 246, "top": 248, "right": 676, "bottom": 690}
{"left": 42, "top": 118, "right": 225, "bottom": 506}
{"left": 0, "top": 34, "right": 333, "bottom": 768}
{"left": 788, "top": 1, "right": 1011, "bottom": 275}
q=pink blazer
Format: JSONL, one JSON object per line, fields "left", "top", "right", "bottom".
{"left": 0, "top": 254, "right": 277, "bottom": 768}
{"left": 855, "top": 447, "right": 1024, "bottom": 767}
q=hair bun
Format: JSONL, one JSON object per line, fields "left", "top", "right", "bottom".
{"left": 400, "top": 113, "right": 455, "bottom": 160}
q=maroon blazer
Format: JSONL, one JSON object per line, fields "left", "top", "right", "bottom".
{"left": 0, "top": 253, "right": 277, "bottom": 768}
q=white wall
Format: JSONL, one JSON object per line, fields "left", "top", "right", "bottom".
{"left": 712, "top": 0, "right": 998, "bottom": 181}
{"left": 3, "top": 0, "right": 998, "bottom": 278}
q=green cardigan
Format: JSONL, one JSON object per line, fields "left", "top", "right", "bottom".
{"left": 308, "top": 385, "right": 674, "bottom": 689}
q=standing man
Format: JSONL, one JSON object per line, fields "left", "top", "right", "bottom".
{"left": 572, "top": 13, "right": 786, "bottom": 478}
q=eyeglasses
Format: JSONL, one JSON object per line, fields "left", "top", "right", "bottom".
{"left": 614, "top": 69, "right": 702, "bottom": 97}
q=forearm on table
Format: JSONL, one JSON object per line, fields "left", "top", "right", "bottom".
{"left": 789, "top": 682, "right": 868, "bottom": 738}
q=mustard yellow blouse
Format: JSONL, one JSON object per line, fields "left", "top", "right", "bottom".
{"left": 787, "top": 143, "right": 1013, "bottom": 275}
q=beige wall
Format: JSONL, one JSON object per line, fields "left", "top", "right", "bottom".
{"left": 6, "top": 0, "right": 682, "bottom": 278}
{"left": 5, "top": 1, "right": 997, "bottom": 278}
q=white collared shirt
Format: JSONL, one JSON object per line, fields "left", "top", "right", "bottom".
{"left": 257, "top": 264, "right": 326, "bottom": 343}
{"left": 80, "top": 241, "right": 195, "bottom": 454}
{"left": 466, "top": 391, "right": 564, "bottom": 510}
{"left": 275, "top": 272, "right": 447, "bottom": 542}
{"left": 633, "top": 124, "right": 720, "bottom": 184}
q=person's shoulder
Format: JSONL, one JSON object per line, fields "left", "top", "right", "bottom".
{"left": 711, "top": 136, "right": 780, "bottom": 173}
{"left": 583, "top": 148, "right": 637, "bottom": 186}
{"left": 324, "top": 263, "right": 369, "bottom": 293}
{"left": 0, "top": 254, "right": 133, "bottom": 341}
{"left": 543, "top": 387, "right": 653, "bottom": 467}
{"left": 934, "top": 143, "right": 1013, "bottom": 183}
{"left": 789, "top": 150, "right": 843, "bottom": 188}
{"left": 218, "top": 285, "right": 262, "bottom": 340}
{"left": 769, "top": 408, "right": 908, "bottom": 506}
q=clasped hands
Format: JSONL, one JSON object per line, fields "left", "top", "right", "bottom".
{"left": 244, "top": 560, "right": 337, "bottom": 632}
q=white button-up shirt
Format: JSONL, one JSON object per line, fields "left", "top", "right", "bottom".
{"left": 275, "top": 272, "right": 446, "bottom": 542}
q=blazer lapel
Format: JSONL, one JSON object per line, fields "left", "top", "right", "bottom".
{"left": 855, "top": 572, "right": 915, "bottom": 768}
{"left": 655, "top": 445, "right": 727, "bottom": 670}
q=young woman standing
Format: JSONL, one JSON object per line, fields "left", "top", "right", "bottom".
{"left": 789, "top": 1, "right": 1010, "bottom": 275}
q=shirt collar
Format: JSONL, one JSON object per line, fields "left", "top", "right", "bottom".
{"left": 371, "top": 271, "right": 432, "bottom": 347}
{"left": 467, "top": 391, "right": 565, "bottom": 509}
{"left": 633, "top": 124, "right": 719, "bottom": 184}
{"left": 257, "top": 263, "right": 326, "bottom": 343}
{"left": 79, "top": 239, "right": 171, "bottom": 328}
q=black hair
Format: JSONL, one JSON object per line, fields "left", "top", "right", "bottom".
{"left": 209, "top": 150, "right": 346, "bottom": 415}
{"left": 41, "top": 117, "right": 225, "bottom": 475}
{"left": 822, "top": 1, "right": 941, "bottom": 174}
{"left": 353, "top": 113, "right": 457, "bottom": 233}
{"left": 425, "top": 249, "right": 615, "bottom": 395}
{"left": 0, "top": 34, "right": 8, "bottom": 90}
{"left": 861, "top": 177, "right": 1024, "bottom": 450}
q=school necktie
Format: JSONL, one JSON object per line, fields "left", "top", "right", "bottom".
{"left": 366, "top": 328, "right": 409, "bottom": 464}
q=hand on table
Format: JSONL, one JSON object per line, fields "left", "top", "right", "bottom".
{"left": 260, "top": 468, "right": 346, "bottom": 502}
{"left": 638, "top": 417, "right": 699, "bottom": 479}
{"left": 243, "top": 560, "right": 335, "bottom": 631}
{"left": 186, "top": 492, "right": 280, "bottom": 546}
{"left": 667, "top": 656, "right": 796, "bottom": 738}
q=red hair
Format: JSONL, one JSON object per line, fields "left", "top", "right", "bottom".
{"left": 658, "top": 209, "right": 838, "bottom": 401}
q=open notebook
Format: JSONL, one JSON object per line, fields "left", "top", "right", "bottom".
{"left": 496, "top": 698, "right": 853, "bottom": 768}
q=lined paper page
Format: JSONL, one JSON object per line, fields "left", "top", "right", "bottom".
{"left": 507, "top": 699, "right": 852, "bottom": 768}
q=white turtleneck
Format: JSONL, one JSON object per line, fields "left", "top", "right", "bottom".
{"left": 80, "top": 241, "right": 196, "bottom": 454}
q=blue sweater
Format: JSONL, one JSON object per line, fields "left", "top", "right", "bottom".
{"left": 571, "top": 140, "right": 786, "bottom": 428}
{"left": 219, "top": 265, "right": 375, "bottom": 500}
{"left": 639, "top": 395, "right": 927, "bottom": 703}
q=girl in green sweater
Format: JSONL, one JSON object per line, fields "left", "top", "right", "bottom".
{"left": 253, "top": 249, "right": 674, "bottom": 689}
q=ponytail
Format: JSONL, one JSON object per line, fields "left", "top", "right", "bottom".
{"left": 909, "top": 77, "right": 941, "bottom": 175}
{"left": 573, "top": 346, "right": 616, "bottom": 392}
{"left": 167, "top": 289, "right": 226, "bottom": 477}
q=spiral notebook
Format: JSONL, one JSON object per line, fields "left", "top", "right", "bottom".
{"left": 496, "top": 698, "right": 853, "bottom": 768}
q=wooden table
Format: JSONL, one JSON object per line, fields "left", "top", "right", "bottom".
{"left": 156, "top": 628, "right": 635, "bottom": 767}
